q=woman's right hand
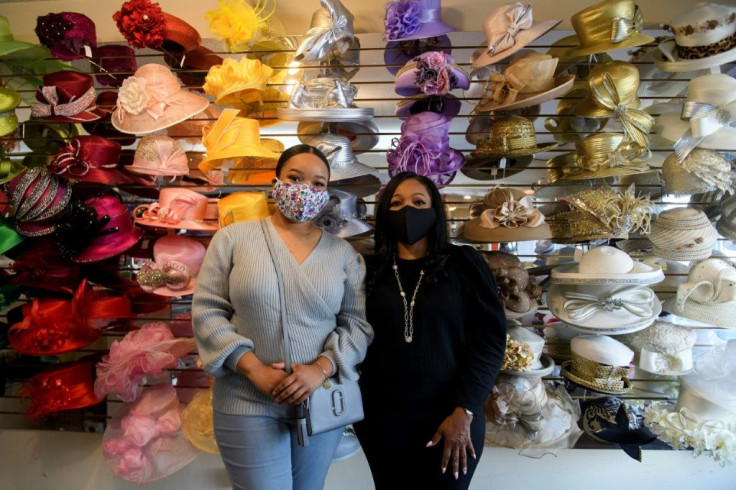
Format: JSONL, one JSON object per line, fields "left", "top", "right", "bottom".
{"left": 236, "top": 351, "right": 289, "bottom": 397}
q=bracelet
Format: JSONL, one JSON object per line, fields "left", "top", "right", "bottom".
{"left": 315, "top": 359, "right": 333, "bottom": 388}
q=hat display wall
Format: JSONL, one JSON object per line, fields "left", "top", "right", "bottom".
{"left": 463, "top": 187, "right": 551, "bottom": 243}
{"left": 313, "top": 189, "right": 372, "bottom": 238}
{"left": 278, "top": 77, "right": 373, "bottom": 122}
{"left": 30, "top": 71, "right": 105, "bottom": 123}
{"left": 136, "top": 235, "right": 207, "bottom": 297}
{"left": 112, "top": 64, "right": 209, "bottom": 135}
{"left": 127, "top": 135, "right": 189, "bottom": 178}
{"left": 383, "top": 0, "right": 454, "bottom": 42}
{"left": 581, "top": 397, "right": 656, "bottom": 461}
{"left": 663, "top": 258, "right": 736, "bottom": 329}
{"left": 648, "top": 208, "right": 718, "bottom": 262}
{"left": 501, "top": 325, "right": 554, "bottom": 377}
{"left": 91, "top": 44, "right": 137, "bottom": 88}
{"left": 560, "top": 335, "right": 634, "bottom": 395}
{"left": 653, "top": 2, "right": 736, "bottom": 73}
{"left": 394, "top": 51, "right": 469, "bottom": 97}
{"left": 134, "top": 188, "right": 219, "bottom": 232}
{"left": 653, "top": 74, "right": 736, "bottom": 162}
{"left": 95, "top": 322, "right": 195, "bottom": 402}
{"left": 644, "top": 339, "right": 736, "bottom": 466}
{"left": 471, "top": 3, "right": 561, "bottom": 68}
{"left": 483, "top": 251, "right": 543, "bottom": 320}
{"left": 102, "top": 383, "right": 200, "bottom": 483}
{"left": 113, "top": 0, "right": 201, "bottom": 53}
{"left": 476, "top": 52, "right": 575, "bottom": 112}
{"left": 385, "top": 35, "right": 451, "bottom": 75}
{"left": 217, "top": 191, "right": 271, "bottom": 227}
{"left": 295, "top": 0, "right": 355, "bottom": 63}
{"left": 618, "top": 321, "right": 697, "bottom": 376}
{"left": 35, "top": 12, "right": 97, "bottom": 61}
{"left": 663, "top": 149, "right": 736, "bottom": 196}
{"left": 565, "top": 0, "right": 653, "bottom": 58}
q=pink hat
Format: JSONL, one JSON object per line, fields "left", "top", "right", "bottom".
{"left": 111, "top": 64, "right": 209, "bottom": 135}
{"left": 394, "top": 51, "right": 469, "bottom": 96}
{"left": 136, "top": 236, "right": 207, "bottom": 297}
{"left": 102, "top": 383, "right": 199, "bottom": 483}
{"left": 127, "top": 135, "right": 189, "bottom": 177}
{"left": 5, "top": 166, "right": 72, "bottom": 237}
{"left": 35, "top": 12, "right": 97, "bottom": 61}
{"left": 50, "top": 135, "right": 133, "bottom": 185}
{"left": 95, "top": 322, "right": 195, "bottom": 402}
{"left": 134, "top": 188, "right": 219, "bottom": 232}
{"left": 31, "top": 71, "right": 105, "bottom": 123}
{"left": 53, "top": 192, "right": 143, "bottom": 263}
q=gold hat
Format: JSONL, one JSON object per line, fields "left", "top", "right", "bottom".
{"left": 182, "top": 387, "right": 220, "bottom": 455}
{"left": 565, "top": 0, "right": 654, "bottom": 58}
{"left": 217, "top": 191, "right": 272, "bottom": 227}
{"left": 468, "top": 115, "right": 558, "bottom": 159}
{"left": 547, "top": 34, "right": 614, "bottom": 68}
{"left": 203, "top": 57, "right": 273, "bottom": 108}
{"left": 546, "top": 132, "right": 651, "bottom": 182}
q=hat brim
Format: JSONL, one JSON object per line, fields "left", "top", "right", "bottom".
{"left": 297, "top": 120, "right": 379, "bottom": 153}
{"left": 546, "top": 152, "right": 657, "bottom": 183}
{"left": 277, "top": 107, "right": 373, "bottom": 122}
{"left": 652, "top": 39, "right": 736, "bottom": 73}
{"left": 152, "top": 277, "right": 197, "bottom": 297}
{"left": 461, "top": 154, "right": 535, "bottom": 180}
{"left": 477, "top": 74, "right": 575, "bottom": 112}
{"left": 330, "top": 174, "right": 383, "bottom": 198}
{"left": 502, "top": 353, "right": 555, "bottom": 377}
{"left": 469, "top": 141, "right": 558, "bottom": 159}
{"left": 471, "top": 19, "right": 562, "bottom": 68}
{"left": 564, "top": 32, "right": 655, "bottom": 59}
{"left": 395, "top": 94, "right": 461, "bottom": 117}
{"left": 386, "top": 22, "right": 455, "bottom": 43}
{"left": 321, "top": 218, "right": 374, "bottom": 238}
{"left": 384, "top": 36, "right": 452, "bottom": 75}
{"left": 654, "top": 111, "right": 736, "bottom": 151}
{"left": 550, "top": 261, "right": 664, "bottom": 285}
{"left": 73, "top": 227, "right": 144, "bottom": 263}
{"left": 112, "top": 91, "right": 209, "bottom": 134}
{"left": 560, "top": 360, "right": 633, "bottom": 395}
{"left": 661, "top": 297, "right": 736, "bottom": 329}
{"left": 462, "top": 218, "right": 553, "bottom": 243}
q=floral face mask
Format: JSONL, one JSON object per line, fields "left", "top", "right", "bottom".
{"left": 272, "top": 178, "right": 329, "bottom": 223}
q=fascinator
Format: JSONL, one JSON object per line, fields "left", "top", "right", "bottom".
{"left": 278, "top": 77, "right": 373, "bottom": 122}
{"left": 205, "top": 0, "right": 280, "bottom": 54}
{"left": 471, "top": 3, "right": 561, "bottom": 68}
{"left": 111, "top": 64, "right": 209, "bottom": 135}
{"left": 103, "top": 383, "right": 200, "bottom": 483}
{"left": 35, "top": 12, "right": 97, "bottom": 61}
{"left": 649, "top": 208, "right": 718, "bottom": 262}
{"left": 52, "top": 192, "right": 143, "bottom": 263}
{"left": 30, "top": 71, "right": 105, "bottom": 123}
{"left": 313, "top": 189, "right": 372, "bottom": 238}
{"left": 482, "top": 251, "right": 542, "bottom": 320}
{"left": 134, "top": 188, "right": 219, "bottom": 232}
{"left": 384, "top": 35, "right": 451, "bottom": 75}
{"left": 136, "top": 235, "right": 207, "bottom": 297}
{"left": 386, "top": 111, "right": 464, "bottom": 188}
{"left": 582, "top": 397, "right": 656, "bottom": 461}
{"left": 113, "top": 0, "right": 201, "bottom": 53}
{"left": 8, "top": 279, "right": 132, "bottom": 357}
{"left": 295, "top": 0, "right": 355, "bottom": 63}
{"left": 560, "top": 335, "right": 634, "bottom": 395}
{"left": 203, "top": 57, "right": 273, "bottom": 109}
{"left": 127, "top": 135, "right": 189, "bottom": 178}
{"left": 49, "top": 135, "right": 132, "bottom": 185}
{"left": 182, "top": 387, "right": 219, "bottom": 454}
{"left": 4, "top": 166, "right": 72, "bottom": 237}
{"left": 618, "top": 321, "right": 697, "bottom": 376}
{"left": 383, "top": 0, "right": 454, "bottom": 42}
{"left": 394, "top": 51, "right": 469, "bottom": 97}
{"left": 95, "top": 322, "right": 195, "bottom": 402}
{"left": 91, "top": 44, "right": 137, "bottom": 88}
{"left": 217, "top": 191, "right": 271, "bottom": 227}
{"left": 20, "top": 356, "right": 105, "bottom": 423}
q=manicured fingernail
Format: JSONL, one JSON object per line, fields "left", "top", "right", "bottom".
{"left": 441, "top": 467, "right": 446, "bottom": 474}
{"left": 463, "top": 468, "right": 467, "bottom": 475}
{"left": 454, "top": 472, "right": 458, "bottom": 480}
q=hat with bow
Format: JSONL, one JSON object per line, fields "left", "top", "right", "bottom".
{"left": 30, "top": 71, "right": 105, "bottom": 123}
{"left": 136, "top": 235, "right": 207, "bottom": 297}
{"left": 295, "top": 0, "right": 355, "bottom": 63}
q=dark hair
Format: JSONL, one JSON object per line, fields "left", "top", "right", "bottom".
{"left": 366, "top": 171, "right": 450, "bottom": 294}
{"left": 275, "top": 144, "right": 330, "bottom": 180}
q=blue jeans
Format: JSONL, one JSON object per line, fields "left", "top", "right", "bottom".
{"left": 213, "top": 410, "right": 343, "bottom": 490}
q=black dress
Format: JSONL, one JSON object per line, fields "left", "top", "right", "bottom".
{"left": 355, "top": 245, "right": 507, "bottom": 490}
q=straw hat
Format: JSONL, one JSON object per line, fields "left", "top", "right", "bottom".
{"left": 383, "top": 0, "right": 455, "bottom": 42}
{"left": 467, "top": 115, "right": 557, "bottom": 160}
{"left": 470, "top": 3, "right": 561, "bottom": 68}
{"left": 649, "top": 207, "right": 718, "bottom": 261}
{"left": 551, "top": 245, "right": 664, "bottom": 285}
{"left": 652, "top": 2, "right": 736, "bottom": 73}
{"left": 618, "top": 321, "right": 696, "bottom": 376}
{"left": 203, "top": 57, "right": 272, "bottom": 108}
{"left": 476, "top": 52, "right": 575, "bottom": 112}
{"left": 662, "top": 149, "right": 735, "bottom": 196}
{"left": 112, "top": 64, "right": 209, "bottom": 135}
{"left": 217, "top": 191, "right": 271, "bottom": 227}
{"left": 564, "top": 0, "right": 654, "bottom": 58}
{"left": 462, "top": 187, "right": 551, "bottom": 243}
{"left": 560, "top": 335, "right": 634, "bottom": 395}
{"left": 501, "top": 326, "right": 555, "bottom": 377}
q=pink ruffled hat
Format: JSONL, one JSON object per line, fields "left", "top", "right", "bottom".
{"left": 134, "top": 188, "right": 219, "bottom": 232}
{"left": 135, "top": 235, "right": 207, "bottom": 297}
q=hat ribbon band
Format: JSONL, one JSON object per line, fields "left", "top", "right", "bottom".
{"left": 589, "top": 72, "right": 653, "bottom": 149}
{"left": 137, "top": 259, "right": 192, "bottom": 292}
{"left": 479, "top": 194, "right": 545, "bottom": 229}
{"left": 565, "top": 144, "right": 650, "bottom": 176}
{"left": 51, "top": 139, "right": 118, "bottom": 177}
{"left": 610, "top": 6, "right": 643, "bottom": 44}
{"left": 485, "top": 4, "right": 533, "bottom": 55}
{"left": 295, "top": 10, "right": 351, "bottom": 62}
{"left": 31, "top": 86, "right": 97, "bottom": 120}
{"left": 673, "top": 100, "right": 736, "bottom": 162}
{"left": 483, "top": 72, "right": 526, "bottom": 106}
{"left": 563, "top": 285, "right": 654, "bottom": 321}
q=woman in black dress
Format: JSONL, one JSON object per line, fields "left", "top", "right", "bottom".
{"left": 355, "top": 171, "right": 507, "bottom": 489}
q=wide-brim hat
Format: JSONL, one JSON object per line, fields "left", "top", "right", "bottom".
{"left": 654, "top": 112, "right": 736, "bottom": 153}
{"left": 471, "top": 19, "right": 561, "bottom": 68}
{"left": 560, "top": 358, "right": 633, "bottom": 396}
{"left": 476, "top": 74, "right": 575, "bottom": 112}
{"left": 297, "top": 120, "right": 379, "bottom": 153}
{"left": 550, "top": 245, "right": 664, "bottom": 285}
{"left": 395, "top": 93, "right": 462, "bottom": 117}
{"left": 135, "top": 201, "right": 219, "bottom": 232}
{"left": 652, "top": 38, "right": 736, "bottom": 74}
{"left": 394, "top": 51, "right": 469, "bottom": 96}
{"left": 460, "top": 154, "right": 535, "bottom": 181}
{"left": 383, "top": 0, "right": 455, "bottom": 42}
{"left": 462, "top": 217, "right": 552, "bottom": 244}
{"left": 545, "top": 151, "right": 660, "bottom": 183}
{"left": 384, "top": 35, "right": 452, "bottom": 74}
{"left": 182, "top": 388, "right": 219, "bottom": 455}
{"left": 277, "top": 106, "right": 373, "bottom": 122}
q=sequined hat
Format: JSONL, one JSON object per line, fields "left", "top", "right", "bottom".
{"left": 136, "top": 235, "right": 206, "bottom": 297}
{"left": 128, "top": 135, "right": 189, "bottom": 177}
{"left": 30, "top": 71, "right": 105, "bottom": 123}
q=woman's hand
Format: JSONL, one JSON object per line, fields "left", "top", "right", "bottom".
{"left": 270, "top": 361, "right": 328, "bottom": 404}
{"left": 236, "top": 351, "right": 288, "bottom": 397}
{"left": 426, "top": 407, "right": 476, "bottom": 480}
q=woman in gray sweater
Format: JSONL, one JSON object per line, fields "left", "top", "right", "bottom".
{"left": 192, "top": 145, "right": 374, "bottom": 490}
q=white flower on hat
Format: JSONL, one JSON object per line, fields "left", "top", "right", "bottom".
{"left": 118, "top": 76, "right": 149, "bottom": 115}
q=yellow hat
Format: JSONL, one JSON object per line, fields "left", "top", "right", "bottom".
{"left": 182, "top": 388, "right": 219, "bottom": 455}
{"left": 203, "top": 57, "right": 273, "bottom": 109}
{"left": 217, "top": 191, "right": 272, "bottom": 227}
{"left": 0, "top": 88, "right": 20, "bottom": 138}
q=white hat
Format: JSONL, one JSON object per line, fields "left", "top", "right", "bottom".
{"left": 542, "top": 323, "right": 582, "bottom": 362}
{"left": 649, "top": 208, "right": 718, "bottom": 262}
{"left": 551, "top": 245, "right": 664, "bottom": 285}
{"left": 560, "top": 335, "right": 634, "bottom": 395}
{"left": 643, "top": 340, "right": 736, "bottom": 466}
{"left": 663, "top": 258, "right": 736, "bottom": 329}
{"left": 501, "top": 326, "right": 554, "bottom": 377}
{"left": 618, "top": 321, "right": 697, "bottom": 376}
{"left": 662, "top": 149, "right": 736, "bottom": 196}
{"left": 652, "top": 2, "right": 736, "bottom": 73}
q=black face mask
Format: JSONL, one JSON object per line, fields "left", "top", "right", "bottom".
{"left": 388, "top": 206, "right": 437, "bottom": 245}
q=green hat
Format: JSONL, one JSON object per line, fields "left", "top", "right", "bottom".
{"left": 0, "top": 218, "right": 24, "bottom": 255}
{"left": 0, "top": 87, "right": 20, "bottom": 138}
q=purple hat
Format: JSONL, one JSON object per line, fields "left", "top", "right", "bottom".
{"left": 395, "top": 94, "right": 461, "bottom": 118}
{"left": 386, "top": 111, "right": 464, "bottom": 187}
{"left": 384, "top": 0, "right": 454, "bottom": 42}
{"left": 394, "top": 51, "right": 469, "bottom": 97}
{"left": 35, "top": 12, "right": 97, "bottom": 61}
{"left": 384, "top": 35, "right": 452, "bottom": 75}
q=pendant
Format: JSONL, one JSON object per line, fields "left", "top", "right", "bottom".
{"left": 405, "top": 336, "right": 413, "bottom": 343}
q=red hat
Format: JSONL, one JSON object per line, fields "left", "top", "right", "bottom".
{"left": 9, "top": 240, "right": 82, "bottom": 293}
{"left": 50, "top": 135, "right": 134, "bottom": 185}
{"left": 113, "top": 0, "right": 201, "bottom": 53}
{"left": 31, "top": 71, "right": 105, "bottom": 123}
{"left": 35, "top": 12, "right": 97, "bottom": 61}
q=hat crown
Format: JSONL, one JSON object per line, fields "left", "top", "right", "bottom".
{"left": 504, "top": 52, "right": 558, "bottom": 93}
{"left": 203, "top": 57, "right": 273, "bottom": 101}
{"left": 574, "top": 132, "right": 625, "bottom": 162}
{"left": 571, "top": 0, "right": 641, "bottom": 47}
{"left": 685, "top": 73, "right": 736, "bottom": 106}
{"left": 133, "top": 64, "right": 182, "bottom": 99}
{"left": 668, "top": 2, "right": 736, "bottom": 47}
{"left": 663, "top": 149, "right": 731, "bottom": 194}
{"left": 402, "top": 110, "right": 451, "bottom": 135}
{"left": 588, "top": 61, "right": 640, "bottom": 105}
{"left": 578, "top": 246, "right": 634, "bottom": 275}
{"left": 41, "top": 71, "right": 95, "bottom": 100}
{"left": 202, "top": 109, "right": 279, "bottom": 163}
{"left": 571, "top": 334, "right": 634, "bottom": 366}
{"left": 153, "top": 235, "right": 206, "bottom": 276}
{"left": 312, "top": 133, "right": 358, "bottom": 169}
{"left": 486, "top": 115, "right": 538, "bottom": 151}
{"left": 482, "top": 3, "right": 534, "bottom": 49}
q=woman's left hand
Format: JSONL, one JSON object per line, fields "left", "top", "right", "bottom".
{"left": 426, "top": 407, "right": 476, "bottom": 480}
{"left": 269, "top": 362, "right": 325, "bottom": 404}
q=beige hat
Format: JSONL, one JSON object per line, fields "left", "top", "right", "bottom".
{"left": 501, "top": 326, "right": 555, "bottom": 377}
{"left": 649, "top": 208, "right": 718, "bottom": 261}
{"left": 662, "top": 149, "right": 736, "bottom": 196}
{"left": 716, "top": 194, "right": 736, "bottom": 240}
{"left": 560, "top": 335, "right": 634, "bottom": 395}
{"left": 551, "top": 245, "right": 664, "bottom": 285}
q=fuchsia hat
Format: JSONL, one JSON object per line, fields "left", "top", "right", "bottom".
{"left": 394, "top": 51, "right": 469, "bottom": 97}
{"left": 53, "top": 192, "right": 143, "bottom": 263}
{"left": 91, "top": 44, "right": 137, "bottom": 87}
{"left": 5, "top": 166, "right": 72, "bottom": 237}
{"left": 35, "top": 12, "right": 97, "bottom": 61}
{"left": 136, "top": 235, "right": 207, "bottom": 297}
{"left": 31, "top": 71, "right": 105, "bottom": 123}
{"left": 384, "top": 0, "right": 455, "bottom": 41}
{"left": 386, "top": 111, "right": 465, "bottom": 187}
{"left": 134, "top": 188, "right": 219, "bottom": 232}
{"left": 50, "top": 135, "right": 133, "bottom": 185}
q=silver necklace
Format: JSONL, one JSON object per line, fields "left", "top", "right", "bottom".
{"left": 392, "top": 257, "right": 425, "bottom": 343}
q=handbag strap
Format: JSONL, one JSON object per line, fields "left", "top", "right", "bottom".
{"left": 260, "top": 219, "right": 293, "bottom": 374}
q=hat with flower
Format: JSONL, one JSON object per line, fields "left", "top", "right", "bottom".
{"left": 383, "top": 0, "right": 454, "bottom": 42}
{"left": 113, "top": 0, "right": 201, "bottom": 53}
{"left": 205, "top": 0, "right": 280, "bottom": 53}
{"left": 385, "top": 35, "right": 452, "bottom": 75}
{"left": 394, "top": 51, "right": 469, "bottom": 97}
{"left": 35, "top": 12, "right": 97, "bottom": 61}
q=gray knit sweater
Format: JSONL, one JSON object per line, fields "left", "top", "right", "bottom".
{"left": 192, "top": 217, "right": 374, "bottom": 417}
